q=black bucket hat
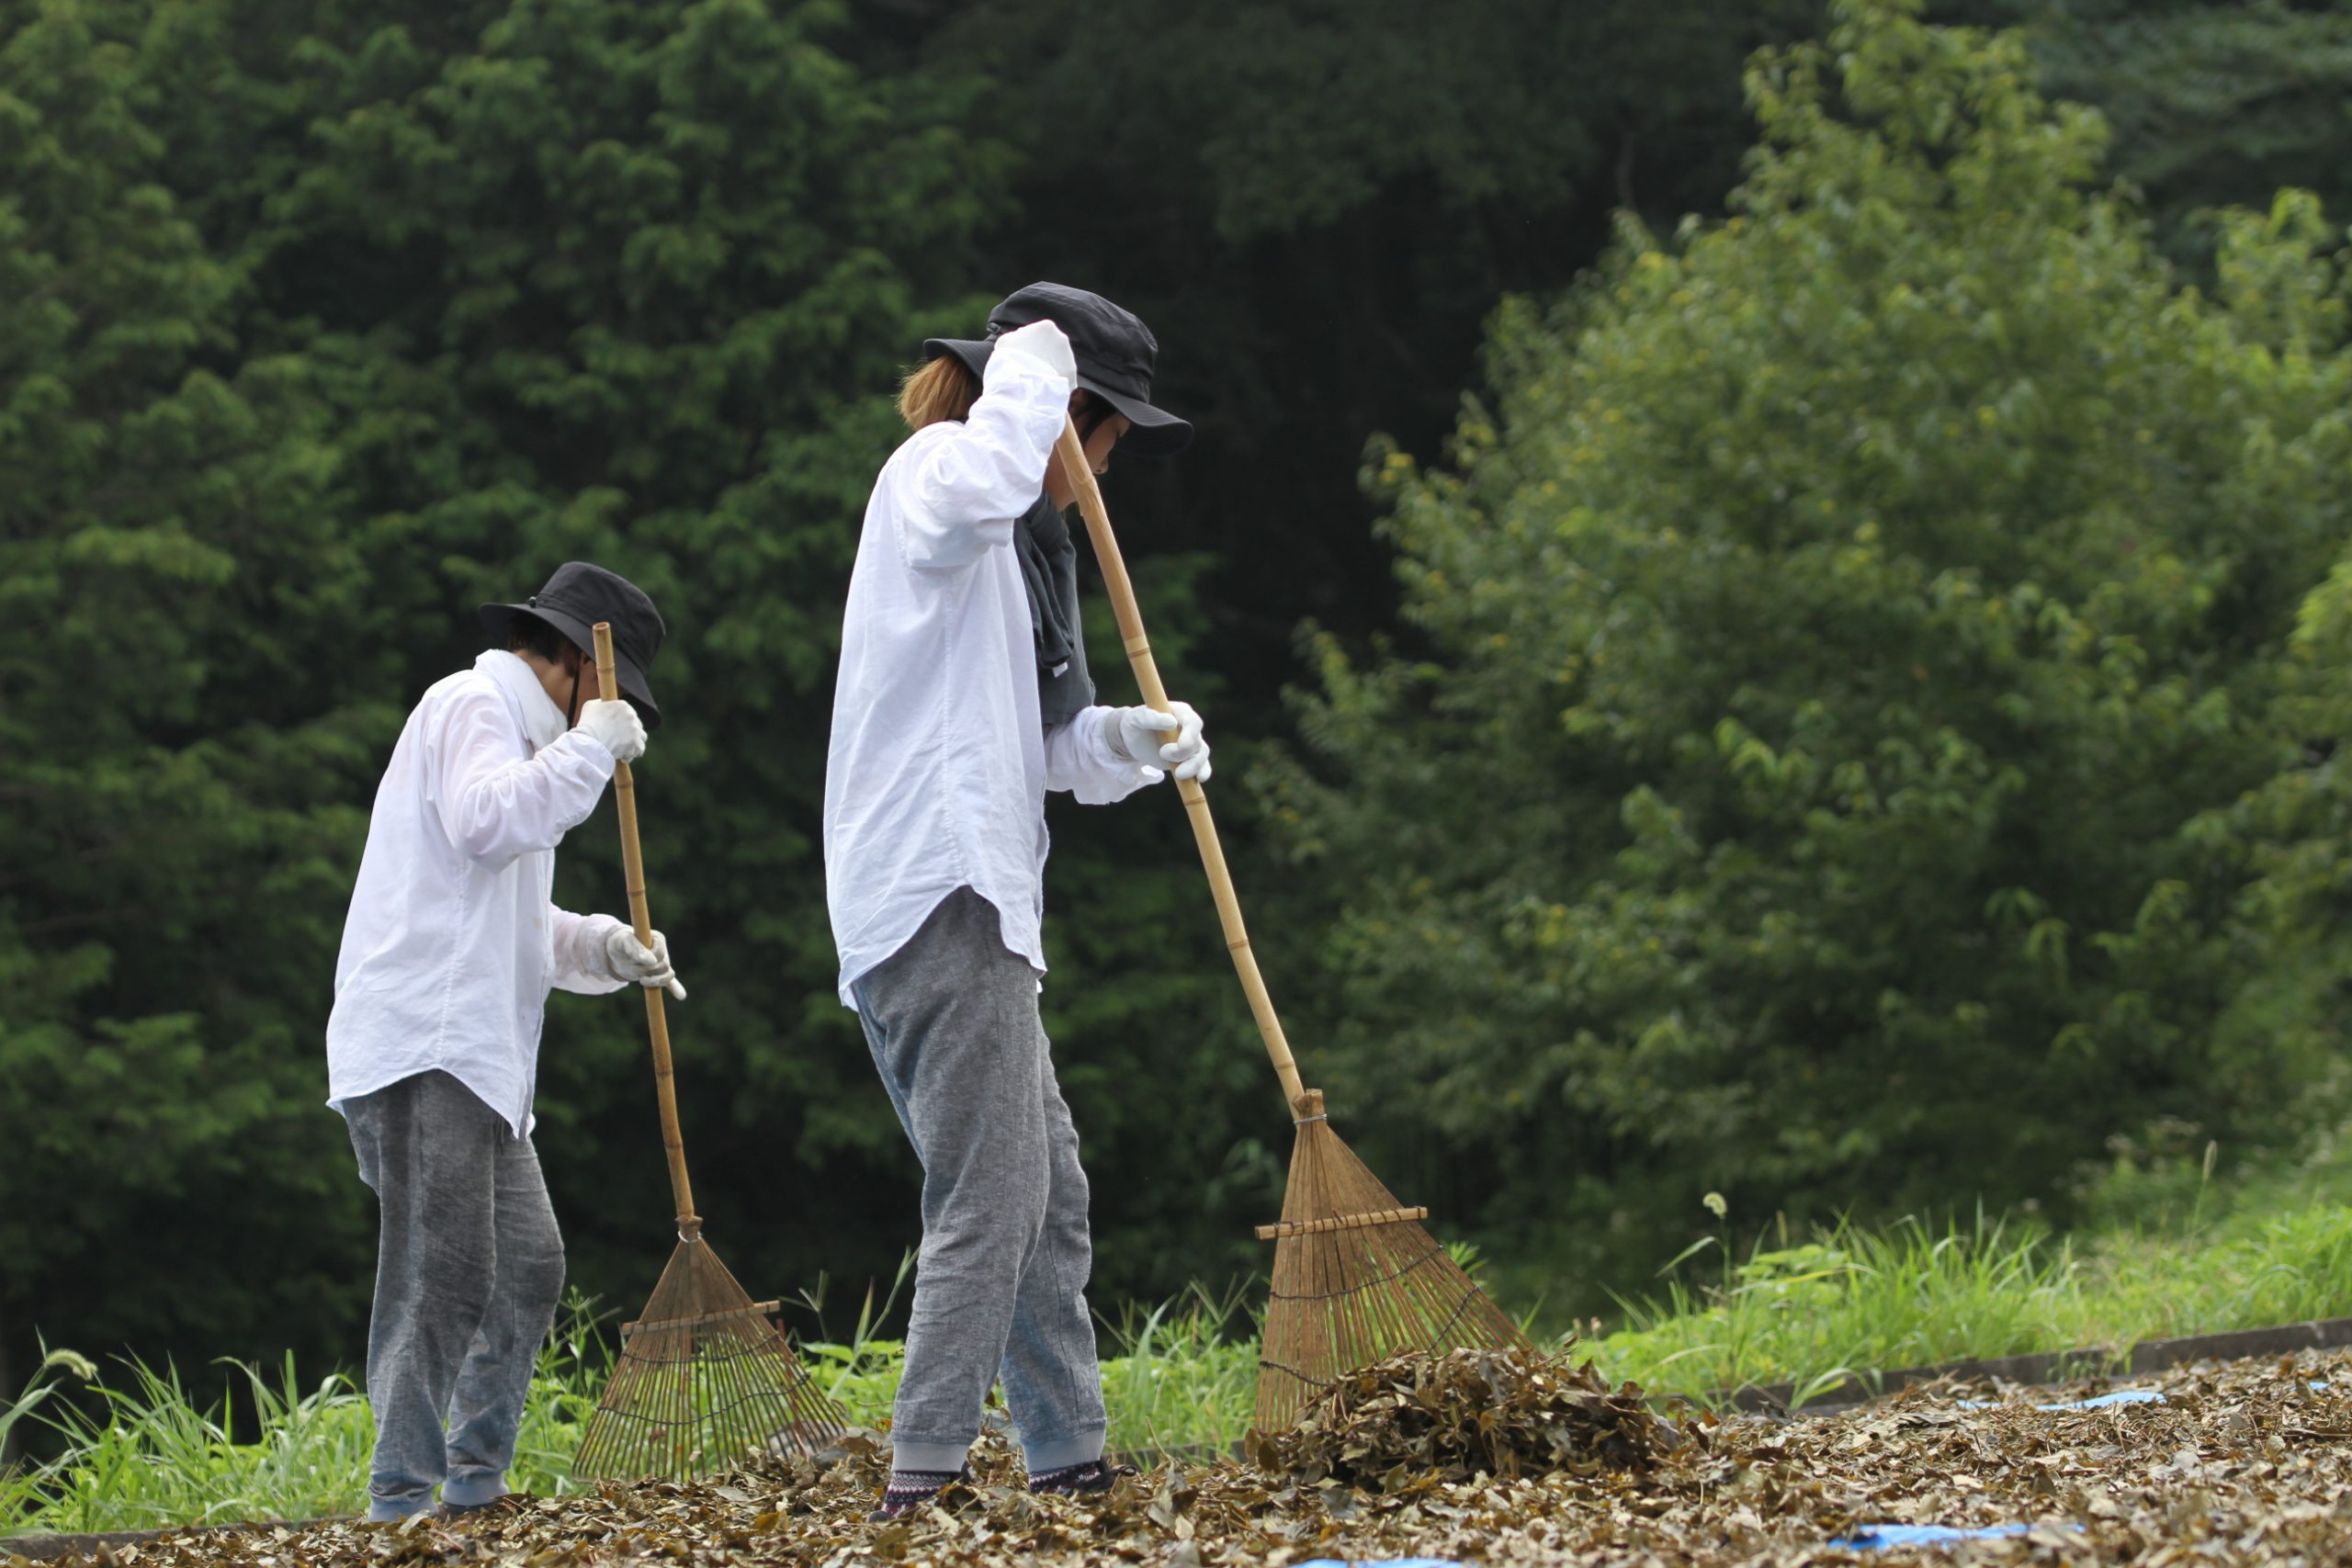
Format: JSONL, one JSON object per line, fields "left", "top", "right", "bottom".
{"left": 924, "top": 282, "right": 1193, "bottom": 457}
{"left": 479, "top": 562, "right": 667, "bottom": 728}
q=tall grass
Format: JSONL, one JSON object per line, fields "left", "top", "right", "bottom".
{"left": 0, "top": 1323, "right": 614, "bottom": 1538}
{"left": 1097, "top": 1283, "right": 1257, "bottom": 1456}
{"left": 0, "top": 1279, "right": 1256, "bottom": 1538}
{"left": 1589, "top": 1210, "right": 2093, "bottom": 1404}
{"left": 792, "top": 1258, "right": 1257, "bottom": 1456}
{"left": 2, "top": 1356, "right": 375, "bottom": 1534}
{"left": 1584, "top": 1202, "right": 2352, "bottom": 1404}
{"left": 0, "top": 1348, "right": 97, "bottom": 1460}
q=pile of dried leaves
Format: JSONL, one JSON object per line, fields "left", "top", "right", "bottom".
{"left": 15, "top": 1348, "right": 2352, "bottom": 1565}
{"left": 1259, "top": 1346, "right": 1680, "bottom": 1489}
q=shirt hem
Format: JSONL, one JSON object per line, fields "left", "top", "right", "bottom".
{"left": 325, "top": 1062, "right": 531, "bottom": 1140}
{"left": 835, "top": 886, "right": 1047, "bottom": 1011}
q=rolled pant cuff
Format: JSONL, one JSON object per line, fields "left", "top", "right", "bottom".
{"left": 438, "top": 1473, "right": 509, "bottom": 1507}
{"left": 888, "top": 1437, "right": 975, "bottom": 1473}
{"left": 1022, "top": 1427, "right": 1106, "bottom": 1472}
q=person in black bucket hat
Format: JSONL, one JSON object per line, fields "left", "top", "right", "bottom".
{"left": 479, "top": 560, "right": 667, "bottom": 728}
{"left": 922, "top": 281, "right": 1193, "bottom": 457}
{"left": 825, "top": 285, "right": 1211, "bottom": 1520}
{"left": 324, "top": 560, "right": 682, "bottom": 1522}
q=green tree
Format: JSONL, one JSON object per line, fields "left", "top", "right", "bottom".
{"left": 0, "top": 0, "right": 383, "bottom": 1408}
{"left": 917, "top": 0, "right": 1829, "bottom": 700}
{"left": 1975, "top": 0, "right": 2352, "bottom": 263}
{"left": 1260, "top": 0, "right": 2352, "bottom": 1307}
{"left": 0, "top": 0, "right": 1036, "bottom": 1395}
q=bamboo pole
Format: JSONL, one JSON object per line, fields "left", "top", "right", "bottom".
{"left": 591, "top": 622, "right": 699, "bottom": 1239}
{"left": 1053, "top": 417, "right": 1309, "bottom": 1114}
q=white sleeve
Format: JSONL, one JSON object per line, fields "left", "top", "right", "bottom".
{"left": 1045, "top": 705, "right": 1159, "bottom": 805}
{"left": 550, "top": 907, "right": 628, "bottom": 996}
{"left": 428, "top": 685, "right": 616, "bottom": 871}
{"left": 892, "top": 355, "right": 1070, "bottom": 571}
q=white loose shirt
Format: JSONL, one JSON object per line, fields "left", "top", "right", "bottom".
{"left": 825, "top": 352, "right": 1159, "bottom": 1007}
{"left": 326, "top": 649, "right": 629, "bottom": 1135}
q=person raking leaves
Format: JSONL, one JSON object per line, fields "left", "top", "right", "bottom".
{"left": 323, "top": 563, "right": 684, "bottom": 1522}
{"left": 824, "top": 283, "right": 1210, "bottom": 1519}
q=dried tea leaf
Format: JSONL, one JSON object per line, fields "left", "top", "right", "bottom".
{"left": 35, "top": 1346, "right": 2352, "bottom": 1568}
{"left": 1264, "top": 1348, "right": 1679, "bottom": 1492}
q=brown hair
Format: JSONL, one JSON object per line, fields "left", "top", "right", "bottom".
{"left": 897, "top": 351, "right": 1114, "bottom": 439}
{"left": 899, "top": 355, "right": 979, "bottom": 431}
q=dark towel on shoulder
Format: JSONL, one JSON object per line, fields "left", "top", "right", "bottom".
{"left": 1015, "top": 492, "right": 1097, "bottom": 727}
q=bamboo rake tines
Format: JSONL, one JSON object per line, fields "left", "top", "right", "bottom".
{"left": 1251, "top": 1090, "right": 1529, "bottom": 1434}
{"left": 571, "top": 1234, "right": 843, "bottom": 1481}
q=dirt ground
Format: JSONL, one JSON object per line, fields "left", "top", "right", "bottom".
{"left": 15, "top": 1348, "right": 2352, "bottom": 1567}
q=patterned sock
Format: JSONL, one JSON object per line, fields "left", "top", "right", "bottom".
{"left": 1027, "top": 1458, "right": 1132, "bottom": 1495}
{"left": 874, "top": 1468, "right": 964, "bottom": 1518}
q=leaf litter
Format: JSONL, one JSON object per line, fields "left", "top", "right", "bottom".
{"left": 15, "top": 1346, "right": 2352, "bottom": 1565}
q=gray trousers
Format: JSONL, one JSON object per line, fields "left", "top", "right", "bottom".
{"left": 853, "top": 888, "right": 1107, "bottom": 1473}
{"left": 345, "top": 1069, "right": 566, "bottom": 1520}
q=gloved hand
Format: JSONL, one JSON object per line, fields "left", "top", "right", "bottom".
{"left": 1114, "top": 701, "right": 1211, "bottom": 783}
{"left": 605, "top": 924, "right": 686, "bottom": 1000}
{"left": 576, "top": 697, "right": 647, "bottom": 763}
{"left": 985, "top": 318, "right": 1076, "bottom": 391}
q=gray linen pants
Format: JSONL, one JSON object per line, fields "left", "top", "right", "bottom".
{"left": 345, "top": 1069, "right": 566, "bottom": 1519}
{"left": 853, "top": 887, "right": 1108, "bottom": 1474}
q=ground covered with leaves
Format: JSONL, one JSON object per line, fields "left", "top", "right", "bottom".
{"left": 17, "top": 1347, "right": 2352, "bottom": 1566}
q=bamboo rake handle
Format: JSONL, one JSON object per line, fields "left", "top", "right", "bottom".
{"left": 592, "top": 622, "right": 701, "bottom": 1239}
{"left": 1054, "top": 417, "right": 1311, "bottom": 1115}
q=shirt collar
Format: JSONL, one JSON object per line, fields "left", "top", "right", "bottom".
{"left": 475, "top": 649, "right": 569, "bottom": 753}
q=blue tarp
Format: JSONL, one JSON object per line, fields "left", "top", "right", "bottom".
{"left": 1838, "top": 1522, "right": 2067, "bottom": 1549}
{"left": 1957, "top": 1388, "right": 2165, "bottom": 1411}
{"left": 2045, "top": 1389, "right": 2165, "bottom": 1410}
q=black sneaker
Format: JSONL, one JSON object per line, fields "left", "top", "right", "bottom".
{"left": 867, "top": 1466, "right": 971, "bottom": 1522}
{"left": 436, "top": 1494, "right": 529, "bottom": 1522}
{"left": 1027, "top": 1458, "right": 1136, "bottom": 1497}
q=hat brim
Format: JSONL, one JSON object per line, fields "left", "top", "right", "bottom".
{"left": 1075, "top": 375, "right": 1193, "bottom": 456}
{"left": 923, "top": 339, "right": 1193, "bottom": 457}
{"left": 478, "top": 604, "right": 662, "bottom": 728}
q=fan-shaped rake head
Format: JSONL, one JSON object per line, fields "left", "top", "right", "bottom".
{"left": 572, "top": 1235, "right": 846, "bottom": 1483}
{"left": 1253, "top": 1089, "right": 1531, "bottom": 1435}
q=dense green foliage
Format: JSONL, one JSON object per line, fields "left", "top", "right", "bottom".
{"left": 0, "top": 0, "right": 1026, "bottom": 1397}
{"left": 1261, "top": 0, "right": 2352, "bottom": 1301}
{"left": 8, "top": 0, "right": 2352, "bottom": 1438}
{"left": 2010, "top": 0, "right": 2352, "bottom": 262}
{"left": 1, "top": 0, "right": 384, "bottom": 1403}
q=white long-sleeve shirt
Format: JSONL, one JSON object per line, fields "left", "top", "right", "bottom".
{"left": 326, "top": 649, "right": 629, "bottom": 1135}
{"left": 825, "top": 352, "right": 1158, "bottom": 1007}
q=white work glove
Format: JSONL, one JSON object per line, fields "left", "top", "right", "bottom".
{"left": 605, "top": 924, "right": 686, "bottom": 1000}
{"left": 1114, "top": 701, "right": 1211, "bottom": 783}
{"left": 575, "top": 697, "right": 647, "bottom": 763}
{"left": 985, "top": 318, "right": 1075, "bottom": 391}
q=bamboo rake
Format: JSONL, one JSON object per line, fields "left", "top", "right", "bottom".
{"left": 571, "top": 624, "right": 846, "bottom": 1482}
{"left": 1052, "top": 418, "right": 1528, "bottom": 1436}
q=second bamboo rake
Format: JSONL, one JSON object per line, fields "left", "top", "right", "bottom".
{"left": 1053, "top": 419, "right": 1530, "bottom": 1435}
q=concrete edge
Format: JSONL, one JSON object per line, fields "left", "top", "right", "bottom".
{"left": 1690, "top": 1313, "right": 2352, "bottom": 1417}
